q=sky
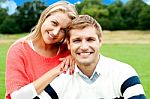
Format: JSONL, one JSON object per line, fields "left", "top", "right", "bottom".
{"left": 0, "top": 0, "right": 150, "bottom": 15}
{"left": 13, "top": 0, "right": 81, "bottom": 6}
{"left": 13, "top": 0, "right": 128, "bottom": 6}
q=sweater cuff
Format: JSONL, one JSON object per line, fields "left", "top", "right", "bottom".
{"left": 10, "top": 83, "right": 38, "bottom": 99}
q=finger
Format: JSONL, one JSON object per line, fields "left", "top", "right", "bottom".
{"left": 60, "top": 62, "right": 67, "bottom": 74}
{"left": 63, "top": 58, "right": 70, "bottom": 73}
{"left": 52, "top": 62, "right": 64, "bottom": 76}
{"left": 59, "top": 57, "right": 65, "bottom": 61}
{"left": 69, "top": 60, "right": 75, "bottom": 75}
{"left": 59, "top": 60, "right": 66, "bottom": 71}
{"left": 60, "top": 59, "right": 68, "bottom": 74}
{"left": 58, "top": 62, "right": 65, "bottom": 71}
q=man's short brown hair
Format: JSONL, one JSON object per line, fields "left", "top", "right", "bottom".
{"left": 67, "top": 15, "right": 103, "bottom": 41}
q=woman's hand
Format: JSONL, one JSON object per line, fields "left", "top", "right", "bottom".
{"left": 59, "top": 55, "right": 75, "bottom": 75}
{"left": 51, "top": 61, "right": 65, "bottom": 77}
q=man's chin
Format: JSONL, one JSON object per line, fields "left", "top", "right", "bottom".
{"left": 76, "top": 60, "right": 92, "bottom": 66}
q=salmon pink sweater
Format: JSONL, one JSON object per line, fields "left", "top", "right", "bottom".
{"left": 5, "top": 40, "right": 69, "bottom": 99}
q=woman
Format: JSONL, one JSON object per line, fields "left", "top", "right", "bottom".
{"left": 5, "top": 1, "right": 78, "bottom": 99}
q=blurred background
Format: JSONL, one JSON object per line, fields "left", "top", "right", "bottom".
{"left": 0, "top": 0, "right": 150, "bottom": 99}
{"left": 0, "top": 0, "right": 150, "bottom": 33}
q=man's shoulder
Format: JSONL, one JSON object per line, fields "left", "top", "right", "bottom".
{"left": 99, "top": 55, "right": 137, "bottom": 76}
{"left": 51, "top": 72, "right": 74, "bottom": 86}
{"left": 100, "top": 55, "right": 132, "bottom": 68}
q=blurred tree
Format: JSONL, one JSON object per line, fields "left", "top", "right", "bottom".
{"left": 0, "top": 15, "right": 21, "bottom": 34}
{"left": 76, "top": 0, "right": 103, "bottom": 14}
{"left": 107, "top": 0, "right": 126, "bottom": 30}
{"left": 0, "top": 8, "right": 8, "bottom": 25}
{"left": 15, "top": 0, "right": 46, "bottom": 32}
{"left": 76, "top": 0, "right": 111, "bottom": 29}
{"left": 76, "top": 0, "right": 104, "bottom": 17}
{"left": 121, "top": 0, "right": 146, "bottom": 29}
{"left": 138, "top": 5, "right": 150, "bottom": 30}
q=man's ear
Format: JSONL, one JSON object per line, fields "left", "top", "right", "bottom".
{"left": 67, "top": 40, "right": 71, "bottom": 50}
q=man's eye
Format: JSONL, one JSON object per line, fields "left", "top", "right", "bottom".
{"left": 73, "top": 39, "right": 80, "bottom": 43}
{"left": 87, "top": 38, "right": 95, "bottom": 41}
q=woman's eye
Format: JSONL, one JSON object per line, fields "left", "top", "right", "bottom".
{"left": 60, "top": 29, "right": 66, "bottom": 34}
{"left": 51, "top": 21, "right": 57, "bottom": 26}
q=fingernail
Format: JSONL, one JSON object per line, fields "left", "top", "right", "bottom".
{"left": 72, "top": 70, "right": 74, "bottom": 74}
{"left": 60, "top": 68, "right": 63, "bottom": 71}
{"left": 69, "top": 71, "right": 72, "bottom": 75}
{"left": 63, "top": 71, "right": 66, "bottom": 74}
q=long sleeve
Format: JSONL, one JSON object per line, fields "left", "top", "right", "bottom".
{"left": 117, "top": 63, "right": 146, "bottom": 98}
{"left": 11, "top": 83, "right": 37, "bottom": 99}
{"left": 6, "top": 41, "right": 31, "bottom": 99}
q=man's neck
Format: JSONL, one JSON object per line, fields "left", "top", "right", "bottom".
{"left": 77, "top": 55, "right": 100, "bottom": 78}
{"left": 80, "top": 65, "right": 96, "bottom": 78}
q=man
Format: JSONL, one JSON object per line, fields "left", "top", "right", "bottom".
{"left": 38, "top": 15, "right": 146, "bottom": 99}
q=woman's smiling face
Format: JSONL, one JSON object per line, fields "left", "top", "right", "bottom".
{"left": 41, "top": 11, "right": 72, "bottom": 45}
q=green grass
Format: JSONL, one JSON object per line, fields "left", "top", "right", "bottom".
{"left": 0, "top": 43, "right": 11, "bottom": 99}
{"left": 0, "top": 32, "right": 150, "bottom": 98}
{"left": 0, "top": 33, "right": 28, "bottom": 99}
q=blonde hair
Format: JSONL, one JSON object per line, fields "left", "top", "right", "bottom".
{"left": 26, "top": 1, "right": 78, "bottom": 41}
{"left": 67, "top": 15, "right": 102, "bottom": 41}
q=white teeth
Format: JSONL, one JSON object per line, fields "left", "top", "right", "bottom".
{"left": 80, "top": 52, "right": 90, "bottom": 56}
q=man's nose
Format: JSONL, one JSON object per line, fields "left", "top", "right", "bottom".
{"left": 80, "top": 41, "right": 88, "bottom": 50}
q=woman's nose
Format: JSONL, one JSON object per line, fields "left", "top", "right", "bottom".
{"left": 53, "top": 27, "right": 60, "bottom": 36}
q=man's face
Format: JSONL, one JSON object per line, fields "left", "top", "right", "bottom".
{"left": 68, "top": 26, "right": 101, "bottom": 66}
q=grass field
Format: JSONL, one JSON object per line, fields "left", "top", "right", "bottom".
{"left": 0, "top": 30, "right": 150, "bottom": 98}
